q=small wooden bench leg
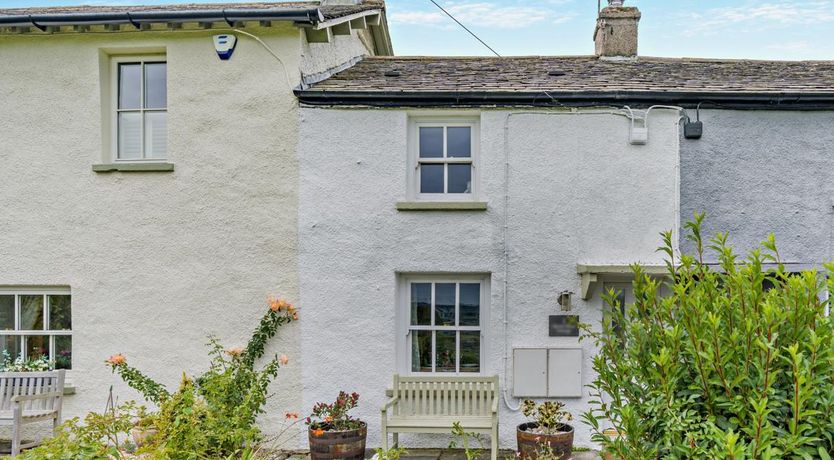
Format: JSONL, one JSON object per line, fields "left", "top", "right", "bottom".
{"left": 11, "top": 420, "right": 21, "bottom": 456}
{"left": 491, "top": 425, "right": 498, "bottom": 460}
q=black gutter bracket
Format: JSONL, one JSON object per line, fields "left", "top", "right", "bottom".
{"left": 126, "top": 12, "right": 140, "bottom": 29}
{"left": 28, "top": 15, "right": 46, "bottom": 31}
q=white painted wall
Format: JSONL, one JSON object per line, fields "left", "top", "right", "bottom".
{"left": 0, "top": 23, "right": 372, "bottom": 442}
{"left": 298, "top": 108, "right": 680, "bottom": 449}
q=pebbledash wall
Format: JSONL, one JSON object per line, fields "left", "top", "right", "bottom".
{"left": 298, "top": 108, "right": 681, "bottom": 448}
{"left": 0, "top": 23, "right": 372, "bottom": 439}
{"left": 680, "top": 110, "right": 834, "bottom": 265}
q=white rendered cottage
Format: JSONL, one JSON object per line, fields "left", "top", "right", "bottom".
{"left": 0, "top": 0, "right": 391, "bottom": 442}
{"left": 4, "top": 0, "right": 834, "bottom": 453}
{"left": 294, "top": 4, "right": 834, "bottom": 450}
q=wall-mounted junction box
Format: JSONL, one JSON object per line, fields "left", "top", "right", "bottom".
{"left": 512, "top": 348, "right": 583, "bottom": 398}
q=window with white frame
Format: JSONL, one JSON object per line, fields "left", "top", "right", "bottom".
{"left": 0, "top": 290, "right": 71, "bottom": 369}
{"left": 112, "top": 57, "right": 167, "bottom": 160}
{"left": 405, "top": 279, "right": 486, "bottom": 374}
{"left": 409, "top": 119, "right": 479, "bottom": 200}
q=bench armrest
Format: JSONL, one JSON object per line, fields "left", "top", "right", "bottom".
{"left": 491, "top": 396, "right": 499, "bottom": 414}
{"left": 381, "top": 396, "right": 399, "bottom": 415}
{"left": 12, "top": 392, "right": 63, "bottom": 404}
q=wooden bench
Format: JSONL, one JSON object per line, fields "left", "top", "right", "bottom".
{"left": 0, "top": 370, "right": 65, "bottom": 456}
{"left": 381, "top": 375, "right": 499, "bottom": 460}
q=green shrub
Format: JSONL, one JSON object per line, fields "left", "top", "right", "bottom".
{"left": 582, "top": 214, "right": 834, "bottom": 459}
{"left": 450, "top": 421, "right": 485, "bottom": 460}
{"left": 105, "top": 297, "right": 299, "bottom": 458}
{"left": 19, "top": 401, "right": 142, "bottom": 460}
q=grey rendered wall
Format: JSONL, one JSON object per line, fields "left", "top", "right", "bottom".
{"left": 680, "top": 110, "right": 834, "bottom": 264}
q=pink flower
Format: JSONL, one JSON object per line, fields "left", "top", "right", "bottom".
{"left": 280, "top": 354, "right": 289, "bottom": 365}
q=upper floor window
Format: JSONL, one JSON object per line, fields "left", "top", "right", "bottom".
{"left": 408, "top": 118, "right": 479, "bottom": 201}
{"left": 112, "top": 57, "right": 167, "bottom": 160}
{"left": 0, "top": 289, "right": 72, "bottom": 370}
{"left": 403, "top": 277, "right": 487, "bottom": 374}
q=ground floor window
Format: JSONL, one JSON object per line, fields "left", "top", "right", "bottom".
{"left": 404, "top": 277, "right": 487, "bottom": 374}
{"left": 0, "top": 289, "right": 71, "bottom": 369}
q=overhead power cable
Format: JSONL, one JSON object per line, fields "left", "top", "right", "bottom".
{"left": 428, "top": 0, "right": 501, "bottom": 57}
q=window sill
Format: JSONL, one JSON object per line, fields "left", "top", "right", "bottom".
{"left": 92, "top": 162, "right": 174, "bottom": 173}
{"left": 396, "top": 201, "right": 487, "bottom": 211}
{"left": 64, "top": 384, "right": 76, "bottom": 396}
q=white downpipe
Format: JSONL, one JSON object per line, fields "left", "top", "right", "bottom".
{"left": 499, "top": 107, "right": 685, "bottom": 410}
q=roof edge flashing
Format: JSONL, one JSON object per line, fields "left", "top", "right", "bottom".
{"left": 0, "top": 7, "right": 324, "bottom": 28}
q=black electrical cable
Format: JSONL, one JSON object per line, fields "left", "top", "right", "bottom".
{"left": 428, "top": 0, "right": 501, "bottom": 57}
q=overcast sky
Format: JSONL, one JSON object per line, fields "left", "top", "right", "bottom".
{"left": 1, "top": 0, "right": 832, "bottom": 60}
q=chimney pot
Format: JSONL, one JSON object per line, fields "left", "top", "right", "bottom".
{"left": 594, "top": 5, "right": 641, "bottom": 59}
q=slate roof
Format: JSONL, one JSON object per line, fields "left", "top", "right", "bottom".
{"left": 297, "top": 56, "right": 834, "bottom": 108}
{"left": 0, "top": 1, "right": 383, "bottom": 22}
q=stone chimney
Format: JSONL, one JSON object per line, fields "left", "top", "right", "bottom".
{"left": 594, "top": 1, "right": 641, "bottom": 59}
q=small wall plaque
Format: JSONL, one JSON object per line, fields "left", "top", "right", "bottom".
{"left": 549, "top": 315, "right": 580, "bottom": 337}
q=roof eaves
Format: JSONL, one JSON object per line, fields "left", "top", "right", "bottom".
{"left": 294, "top": 89, "right": 834, "bottom": 110}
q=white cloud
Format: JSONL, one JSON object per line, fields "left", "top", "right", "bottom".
{"left": 681, "top": 1, "right": 834, "bottom": 34}
{"left": 390, "top": 1, "right": 576, "bottom": 30}
{"left": 766, "top": 40, "right": 812, "bottom": 52}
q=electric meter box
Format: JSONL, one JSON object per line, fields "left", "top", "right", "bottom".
{"left": 512, "top": 348, "right": 582, "bottom": 398}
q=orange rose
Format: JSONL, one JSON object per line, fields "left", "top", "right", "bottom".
{"left": 106, "top": 354, "right": 126, "bottom": 366}
{"left": 292, "top": 311, "right": 299, "bottom": 321}
{"left": 280, "top": 354, "right": 289, "bottom": 365}
{"left": 312, "top": 428, "right": 325, "bottom": 437}
{"left": 268, "top": 295, "right": 283, "bottom": 311}
{"left": 226, "top": 347, "right": 244, "bottom": 357}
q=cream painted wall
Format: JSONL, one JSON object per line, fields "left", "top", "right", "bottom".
{"left": 297, "top": 108, "right": 680, "bottom": 449}
{"left": 0, "top": 23, "right": 371, "bottom": 443}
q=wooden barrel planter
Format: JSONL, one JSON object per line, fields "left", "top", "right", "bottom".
{"left": 309, "top": 422, "right": 367, "bottom": 460}
{"left": 517, "top": 422, "right": 574, "bottom": 460}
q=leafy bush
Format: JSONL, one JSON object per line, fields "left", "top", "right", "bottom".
{"left": 582, "top": 215, "right": 834, "bottom": 459}
{"left": 374, "top": 446, "right": 408, "bottom": 460}
{"left": 19, "top": 401, "right": 142, "bottom": 460}
{"left": 449, "top": 421, "right": 485, "bottom": 460}
{"left": 104, "top": 296, "right": 298, "bottom": 458}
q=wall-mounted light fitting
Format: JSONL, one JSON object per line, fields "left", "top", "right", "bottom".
{"left": 557, "top": 290, "right": 574, "bottom": 311}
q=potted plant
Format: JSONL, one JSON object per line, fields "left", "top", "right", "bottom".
{"left": 516, "top": 399, "right": 574, "bottom": 460}
{"left": 306, "top": 391, "right": 366, "bottom": 460}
